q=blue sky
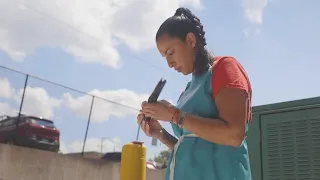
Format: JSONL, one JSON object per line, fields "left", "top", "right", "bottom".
{"left": 0, "top": 0, "right": 319, "bottom": 158}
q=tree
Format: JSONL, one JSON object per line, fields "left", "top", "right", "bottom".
{"left": 153, "top": 150, "right": 170, "bottom": 165}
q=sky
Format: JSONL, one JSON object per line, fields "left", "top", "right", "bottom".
{"left": 0, "top": 0, "right": 319, "bottom": 159}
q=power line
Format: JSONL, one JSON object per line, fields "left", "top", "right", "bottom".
{"left": 0, "top": 65, "right": 140, "bottom": 111}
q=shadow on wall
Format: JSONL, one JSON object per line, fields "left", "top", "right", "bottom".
{"left": 0, "top": 144, "right": 165, "bottom": 180}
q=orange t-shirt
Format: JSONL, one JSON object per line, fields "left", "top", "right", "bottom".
{"left": 212, "top": 56, "right": 252, "bottom": 122}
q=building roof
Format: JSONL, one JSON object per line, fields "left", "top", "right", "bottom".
{"left": 65, "top": 151, "right": 104, "bottom": 159}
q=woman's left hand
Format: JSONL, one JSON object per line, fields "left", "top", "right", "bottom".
{"left": 141, "top": 100, "right": 177, "bottom": 122}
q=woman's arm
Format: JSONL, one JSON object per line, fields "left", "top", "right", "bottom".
{"left": 179, "top": 88, "right": 249, "bottom": 147}
{"left": 176, "top": 57, "right": 251, "bottom": 147}
{"left": 158, "top": 128, "right": 178, "bottom": 150}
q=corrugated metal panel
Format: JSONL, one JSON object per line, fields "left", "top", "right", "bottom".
{"left": 261, "top": 108, "right": 320, "bottom": 180}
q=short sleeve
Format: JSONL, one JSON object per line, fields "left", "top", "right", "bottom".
{"left": 212, "top": 56, "right": 252, "bottom": 122}
{"left": 212, "top": 56, "right": 250, "bottom": 97}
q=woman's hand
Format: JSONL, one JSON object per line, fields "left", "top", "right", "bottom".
{"left": 141, "top": 100, "right": 178, "bottom": 122}
{"left": 137, "top": 112, "right": 163, "bottom": 138}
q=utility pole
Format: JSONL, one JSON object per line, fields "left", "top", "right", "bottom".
{"left": 100, "top": 138, "right": 104, "bottom": 154}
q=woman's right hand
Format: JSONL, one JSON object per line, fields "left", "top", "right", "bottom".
{"left": 137, "top": 112, "right": 163, "bottom": 139}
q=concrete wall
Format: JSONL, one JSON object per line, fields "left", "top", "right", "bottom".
{"left": 0, "top": 144, "right": 165, "bottom": 180}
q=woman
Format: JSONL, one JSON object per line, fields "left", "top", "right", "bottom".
{"left": 137, "top": 7, "right": 252, "bottom": 180}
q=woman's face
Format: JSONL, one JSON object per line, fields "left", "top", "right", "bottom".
{"left": 156, "top": 33, "right": 197, "bottom": 75}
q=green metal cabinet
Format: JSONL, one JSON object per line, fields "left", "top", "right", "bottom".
{"left": 247, "top": 97, "right": 320, "bottom": 180}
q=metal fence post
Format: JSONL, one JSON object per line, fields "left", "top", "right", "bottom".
{"left": 81, "top": 95, "right": 95, "bottom": 157}
{"left": 16, "top": 74, "right": 29, "bottom": 130}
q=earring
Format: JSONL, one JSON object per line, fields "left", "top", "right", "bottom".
{"left": 193, "top": 52, "right": 197, "bottom": 60}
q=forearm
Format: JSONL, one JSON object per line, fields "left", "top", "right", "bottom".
{"left": 182, "top": 113, "right": 245, "bottom": 147}
{"left": 158, "top": 128, "right": 178, "bottom": 150}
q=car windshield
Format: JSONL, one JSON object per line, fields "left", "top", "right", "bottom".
{"left": 29, "top": 118, "right": 55, "bottom": 128}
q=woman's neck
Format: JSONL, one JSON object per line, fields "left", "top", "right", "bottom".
{"left": 192, "top": 47, "right": 214, "bottom": 76}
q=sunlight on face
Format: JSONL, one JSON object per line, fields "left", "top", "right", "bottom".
{"left": 156, "top": 34, "right": 196, "bottom": 75}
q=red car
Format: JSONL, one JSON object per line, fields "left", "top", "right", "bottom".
{"left": 0, "top": 114, "right": 60, "bottom": 152}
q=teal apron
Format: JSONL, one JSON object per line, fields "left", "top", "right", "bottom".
{"left": 165, "top": 67, "right": 252, "bottom": 180}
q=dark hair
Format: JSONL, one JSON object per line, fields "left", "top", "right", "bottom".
{"left": 156, "top": 7, "right": 213, "bottom": 76}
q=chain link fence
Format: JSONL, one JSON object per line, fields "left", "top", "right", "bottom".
{"left": 0, "top": 65, "right": 149, "bottom": 156}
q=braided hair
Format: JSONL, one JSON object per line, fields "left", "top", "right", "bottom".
{"left": 156, "top": 7, "right": 213, "bottom": 76}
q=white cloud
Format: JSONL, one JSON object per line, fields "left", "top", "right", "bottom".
{"left": 68, "top": 137, "right": 121, "bottom": 153}
{"left": 0, "top": 102, "right": 16, "bottom": 116}
{"left": 0, "top": 77, "right": 15, "bottom": 99}
{"left": 0, "top": 76, "right": 61, "bottom": 118}
{"left": 180, "top": 0, "right": 203, "bottom": 10}
{"left": 0, "top": 77, "right": 18, "bottom": 116}
{"left": 63, "top": 89, "right": 148, "bottom": 123}
{"left": 14, "top": 87, "right": 61, "bottom": 119}
{"left": 242, "top": 0, "right": 268, "bottom": 25}
{"left": 59, "top": 140, "right": 69, "bottom": 154}
{"left": 0, "top": 0, "right": 202, "bottom": 68}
